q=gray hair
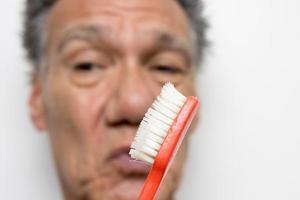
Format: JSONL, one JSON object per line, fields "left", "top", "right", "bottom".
{"left": 23, "top": 0, "right": 207, "bottom": 70}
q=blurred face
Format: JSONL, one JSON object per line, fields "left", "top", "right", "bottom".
{"left": 29, "top": 0, "right": 198, "bottom": 199}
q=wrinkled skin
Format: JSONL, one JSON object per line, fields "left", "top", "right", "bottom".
{"left": 29, "top": 0, "right": 198, "bottom": 199}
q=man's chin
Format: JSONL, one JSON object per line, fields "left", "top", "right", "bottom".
{"left": 108, "top": 179, "right": 145, "bottom": 200}
{"left": 80, "top": 178, "right": 145, "bottom": 200}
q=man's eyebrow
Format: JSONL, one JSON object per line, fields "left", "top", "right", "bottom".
{"left": 146, "top": 31, "right": 194, "bottom": 65}
{"left": 57, "top": 25, "right": 111, "bottom": 53}
{"left": 56, "top": 26, "right": 194, "bottom": 64}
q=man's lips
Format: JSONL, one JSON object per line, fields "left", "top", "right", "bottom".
{"left": 108, "top": 146, "right": 151, "bottom": 176}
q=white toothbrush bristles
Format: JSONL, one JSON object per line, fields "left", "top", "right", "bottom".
{"left": 129, "top": 82, "right": 187, "bottom": 164}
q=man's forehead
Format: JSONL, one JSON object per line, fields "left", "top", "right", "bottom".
{"left": 49, "top": 0, "right": 189, "bottom": 32}
{"left": 54, "top": 0, "right": 180, "bottom": 11}
{"left": 47, "top": 0, "right": 193, "bottom": 58}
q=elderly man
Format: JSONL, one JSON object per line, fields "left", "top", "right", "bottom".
{"left": 23, "top": 0, "right": 206, "bottom": 199}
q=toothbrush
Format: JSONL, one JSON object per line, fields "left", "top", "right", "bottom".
{"left": 129, "top": 82, "right": 199, "bottom": 200}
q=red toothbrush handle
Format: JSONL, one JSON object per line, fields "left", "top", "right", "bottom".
{"left": 138, "top": 96, "right": 199, "bottom": 200}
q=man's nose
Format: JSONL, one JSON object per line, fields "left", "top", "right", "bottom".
{"left": 105, "top": 67, "right": 155, "bottom": 127}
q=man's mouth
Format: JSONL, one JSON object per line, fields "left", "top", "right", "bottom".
{"left": 108, "top": 146, "right": 151, "bottom": 177}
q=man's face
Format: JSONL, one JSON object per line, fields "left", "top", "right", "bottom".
{"left": 30, "top": 0, "right": 197, "bottom": 199}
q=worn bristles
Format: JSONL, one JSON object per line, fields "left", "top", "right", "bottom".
{"left": 129, "top": 82, "right": 187, "bottom": 164}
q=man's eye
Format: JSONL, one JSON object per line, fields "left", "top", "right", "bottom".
{"left": 152, "top": 65, "right": 182, "bottom": 74}
{"left": 68, "top": 62, "right": 106, "bottom": 87}
{"left": 73, "top": 62, "right": 100, "bottom": 71}
{"left": 149, "top": 63, "right": 186, "bottom": 84}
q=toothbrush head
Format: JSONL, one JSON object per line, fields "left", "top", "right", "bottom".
{"left": 129, "top": 82, "right": 187, "bottom": 164}
{"left": 129, "top": 82, "right": 199, "bottom": 200}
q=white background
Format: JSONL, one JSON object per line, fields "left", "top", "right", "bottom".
{"left": 1, "top": 0, "right": 300, "bottom": 199}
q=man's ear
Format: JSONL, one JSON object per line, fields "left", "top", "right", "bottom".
{"left": 29, "top": 75, "right": 46, "bottom": 131}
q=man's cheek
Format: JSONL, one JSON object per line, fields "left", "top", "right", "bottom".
{"left": 175, "top": 77, "right": 196, "bottom": 96}
{"left": 42, "top": 89, "right": 80, "bottom": 137}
